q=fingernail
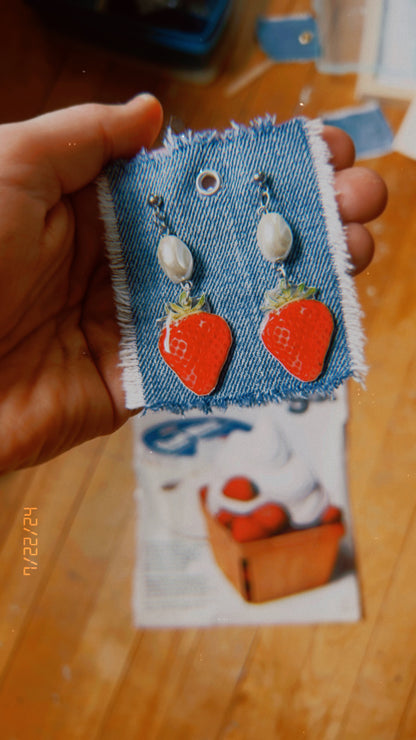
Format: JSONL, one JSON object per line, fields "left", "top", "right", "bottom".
{"left": 131, "top": 92, "right": 159, "bottom": 106}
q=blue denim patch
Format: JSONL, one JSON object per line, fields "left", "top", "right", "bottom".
{"left": 257, "top": 15, "right": 321, "bottom": 62}
{"left": 323, "top": 103, "right": 393, "bottom": 160}
{"left": 99, "top": 116, "right": 365, "bottom": 413}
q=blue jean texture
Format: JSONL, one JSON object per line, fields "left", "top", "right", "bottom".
{"left": 103, "top": 116, "right": 362, "bottom": 413}
{"left": 323, "top": 103, "right": 393, "bottom": 160}
{"left": 257, "top": 15, "right": 321, "bottom": 62}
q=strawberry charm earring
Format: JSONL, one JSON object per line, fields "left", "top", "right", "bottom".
{"left": 148, "top": 194, "right": 232, "bottom": 396}
{"left": 254, "top": 172, "right": 334, "bottom": 383}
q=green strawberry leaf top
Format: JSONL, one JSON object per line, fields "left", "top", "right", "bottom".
{"left": 262, "top": 279, "right": 316, "bottom": 312}
{"left": 160, "top": 289, "right": 207, "bottom": 323}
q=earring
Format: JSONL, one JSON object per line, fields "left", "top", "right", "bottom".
{"left": 254, "top": 173, "right": 334, "bottom": 383}
{"left": 148, "top": 194, "right": 232, "bottom": 396}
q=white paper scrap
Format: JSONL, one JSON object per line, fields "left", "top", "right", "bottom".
{"left": 131, "top": 388, "right": 361, "bottom": 628}
{"left": 393, "top": 97, "right": 416, "bottom": 160}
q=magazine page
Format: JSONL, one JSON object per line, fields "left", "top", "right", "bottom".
{"left": 132, "top": 388, "right": 361, "bottom": 627}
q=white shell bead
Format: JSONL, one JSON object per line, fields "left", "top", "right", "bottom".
{"left": 257, "top": 212, "right": 293, "bottom": 262}
{"left": 157, "top": 235, "right": 193, "bottom": 284}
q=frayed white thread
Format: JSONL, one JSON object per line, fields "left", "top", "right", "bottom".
{"left": 136, "top": 116, "right": 279, "bottom": 167}
{"left": 304, "top": 117, "right": 368, "bottom": 383}
{"left": 96, "top": 175, "right": 146, "bottom": 410}
{"left": 144, "top": 115, "right": 279, "bottom": 161}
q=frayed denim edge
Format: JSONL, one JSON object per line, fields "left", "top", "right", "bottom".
{"left": 303, "top": 118, "right": 368, "bottom": 385}
{"left": 138, "top": 114, "right": 278, "bottom": 163}
{"left": 142, "top": 375, "right": 349, "bottom": 415}
{"left": 96, "top": 174, "right": 146, "bottom": 409}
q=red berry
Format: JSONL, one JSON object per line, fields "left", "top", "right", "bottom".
{"left": 252, "top": 503, "right": 288, "bottom": 535}
{"left": 231, "top": 515, "right": 266, "bottom": 543}
{"left": 222, "top": 477, "right": 258, "bottom": 501}
{"left": 320, "top": 505, "right": 342, "bottom": 524}
{"left": 199, "top": 486, "right": 208, "bottom": 504}
{"left": 159, "top": 311, "right": 232, "bottom": 396}
{"left": 261, "top": 297, "right": 334, "bottom": 382}
{"left": 216, "top": 509, "right": 234, "bottom": 528}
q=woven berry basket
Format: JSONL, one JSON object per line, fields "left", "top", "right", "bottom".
{"left": 200, "top": 494, "right": 345, "bottom": 603}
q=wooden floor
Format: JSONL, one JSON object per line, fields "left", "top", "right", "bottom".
{"left": 1, "top": 0, "right": 416, "bottom": 737}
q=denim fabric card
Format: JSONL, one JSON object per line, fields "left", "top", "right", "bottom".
{"left": 98, "top": 116, "right": 366, "bottom": 413}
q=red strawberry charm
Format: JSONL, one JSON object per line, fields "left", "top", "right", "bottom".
{"left": 261, "top": 281, "right": 334, "bottom": 382}
{"left": 159, "top": 290, "right": 232, "bottom": 396}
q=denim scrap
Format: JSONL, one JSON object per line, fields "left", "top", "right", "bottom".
{"left": 257, "top": 15, "right": 321, "bottom": 63}
{"left": 323, "top": 103, "right": 393, "bottom": 160}
{"left": 97, "top": 116, "right": 366, "bottom": 413}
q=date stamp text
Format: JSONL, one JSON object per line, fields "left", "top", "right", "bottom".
{"left": 23, "top": 507, "right": 38, "bottom": 575}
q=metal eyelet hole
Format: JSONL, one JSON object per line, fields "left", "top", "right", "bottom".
{"left": 196, "top": 169, "right": 221, "bottom": 196}
{"left": 299, "top": 30, "right": 314, "bottom": 45}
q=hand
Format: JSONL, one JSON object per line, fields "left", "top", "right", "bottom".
{"left": 322, "top": 125, "right": 387, "bottom": 273}
{"left": 0, "top": 95, "right": 163, "bottom": 471}
{"left": 0, "top": 104, "right": 386, "bottom": 472}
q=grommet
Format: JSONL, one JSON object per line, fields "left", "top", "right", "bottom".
{"left": 298, "top": 30, "right": 314, "bottom": 45}
{"left": 196, "top": 169, "right": 221, "bottom": 196}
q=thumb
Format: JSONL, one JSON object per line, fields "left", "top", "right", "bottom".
{"left": 0, "top": 94, "right": 163, "bottom": 201}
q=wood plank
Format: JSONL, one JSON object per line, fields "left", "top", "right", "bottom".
{"left": 336, "top": 349, "right": 416, "bottom": 738}
{"left": 0, "top": 467, "right": 35, "bottom": 544}
{"left": 398, "top": 676, "right": 416, "bottom": 738}
{"left": 99, "top": 629, "right": 200, "bottom": 739}
{"left": 24, "top": 504, "right": 137, "bottom": 739}
{"left": 217, "top": 626, "right": 314, "bottom": 739}
{"left": 0, "top": 437, "right": 106, "bottom": 677}
{"left": 153, "top": 627, "right": 257, "bottom": 740}
{"left": 100, "top": 626, "right": 258, "bottom": 740}
{"left": 0, "top": 425, "right": 135, "bottom": 738}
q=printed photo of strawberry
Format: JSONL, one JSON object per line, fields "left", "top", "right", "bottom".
{"left": 159, "top": 291, "right": 232, "bottom": 396}
{"left": 222, "top": 477, "right": 259, "bottom": 501}
{"left": 320, "top": 505, "right": 342, "bottom": 525}
{"left": 231, "top": 514, "right": 266, "bottom": 543}
{"left": 251, "top": 502, "right": 288, "bottom": 536}
{"left": 216, "top": 509, "right": 235, "bottom": 528}
{"left": 260, "top": 280, "right": 334, "bottom": 382}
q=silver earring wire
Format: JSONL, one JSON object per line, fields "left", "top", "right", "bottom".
{"left": 147, "top": 193, "right": 169, "bottom": 236}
